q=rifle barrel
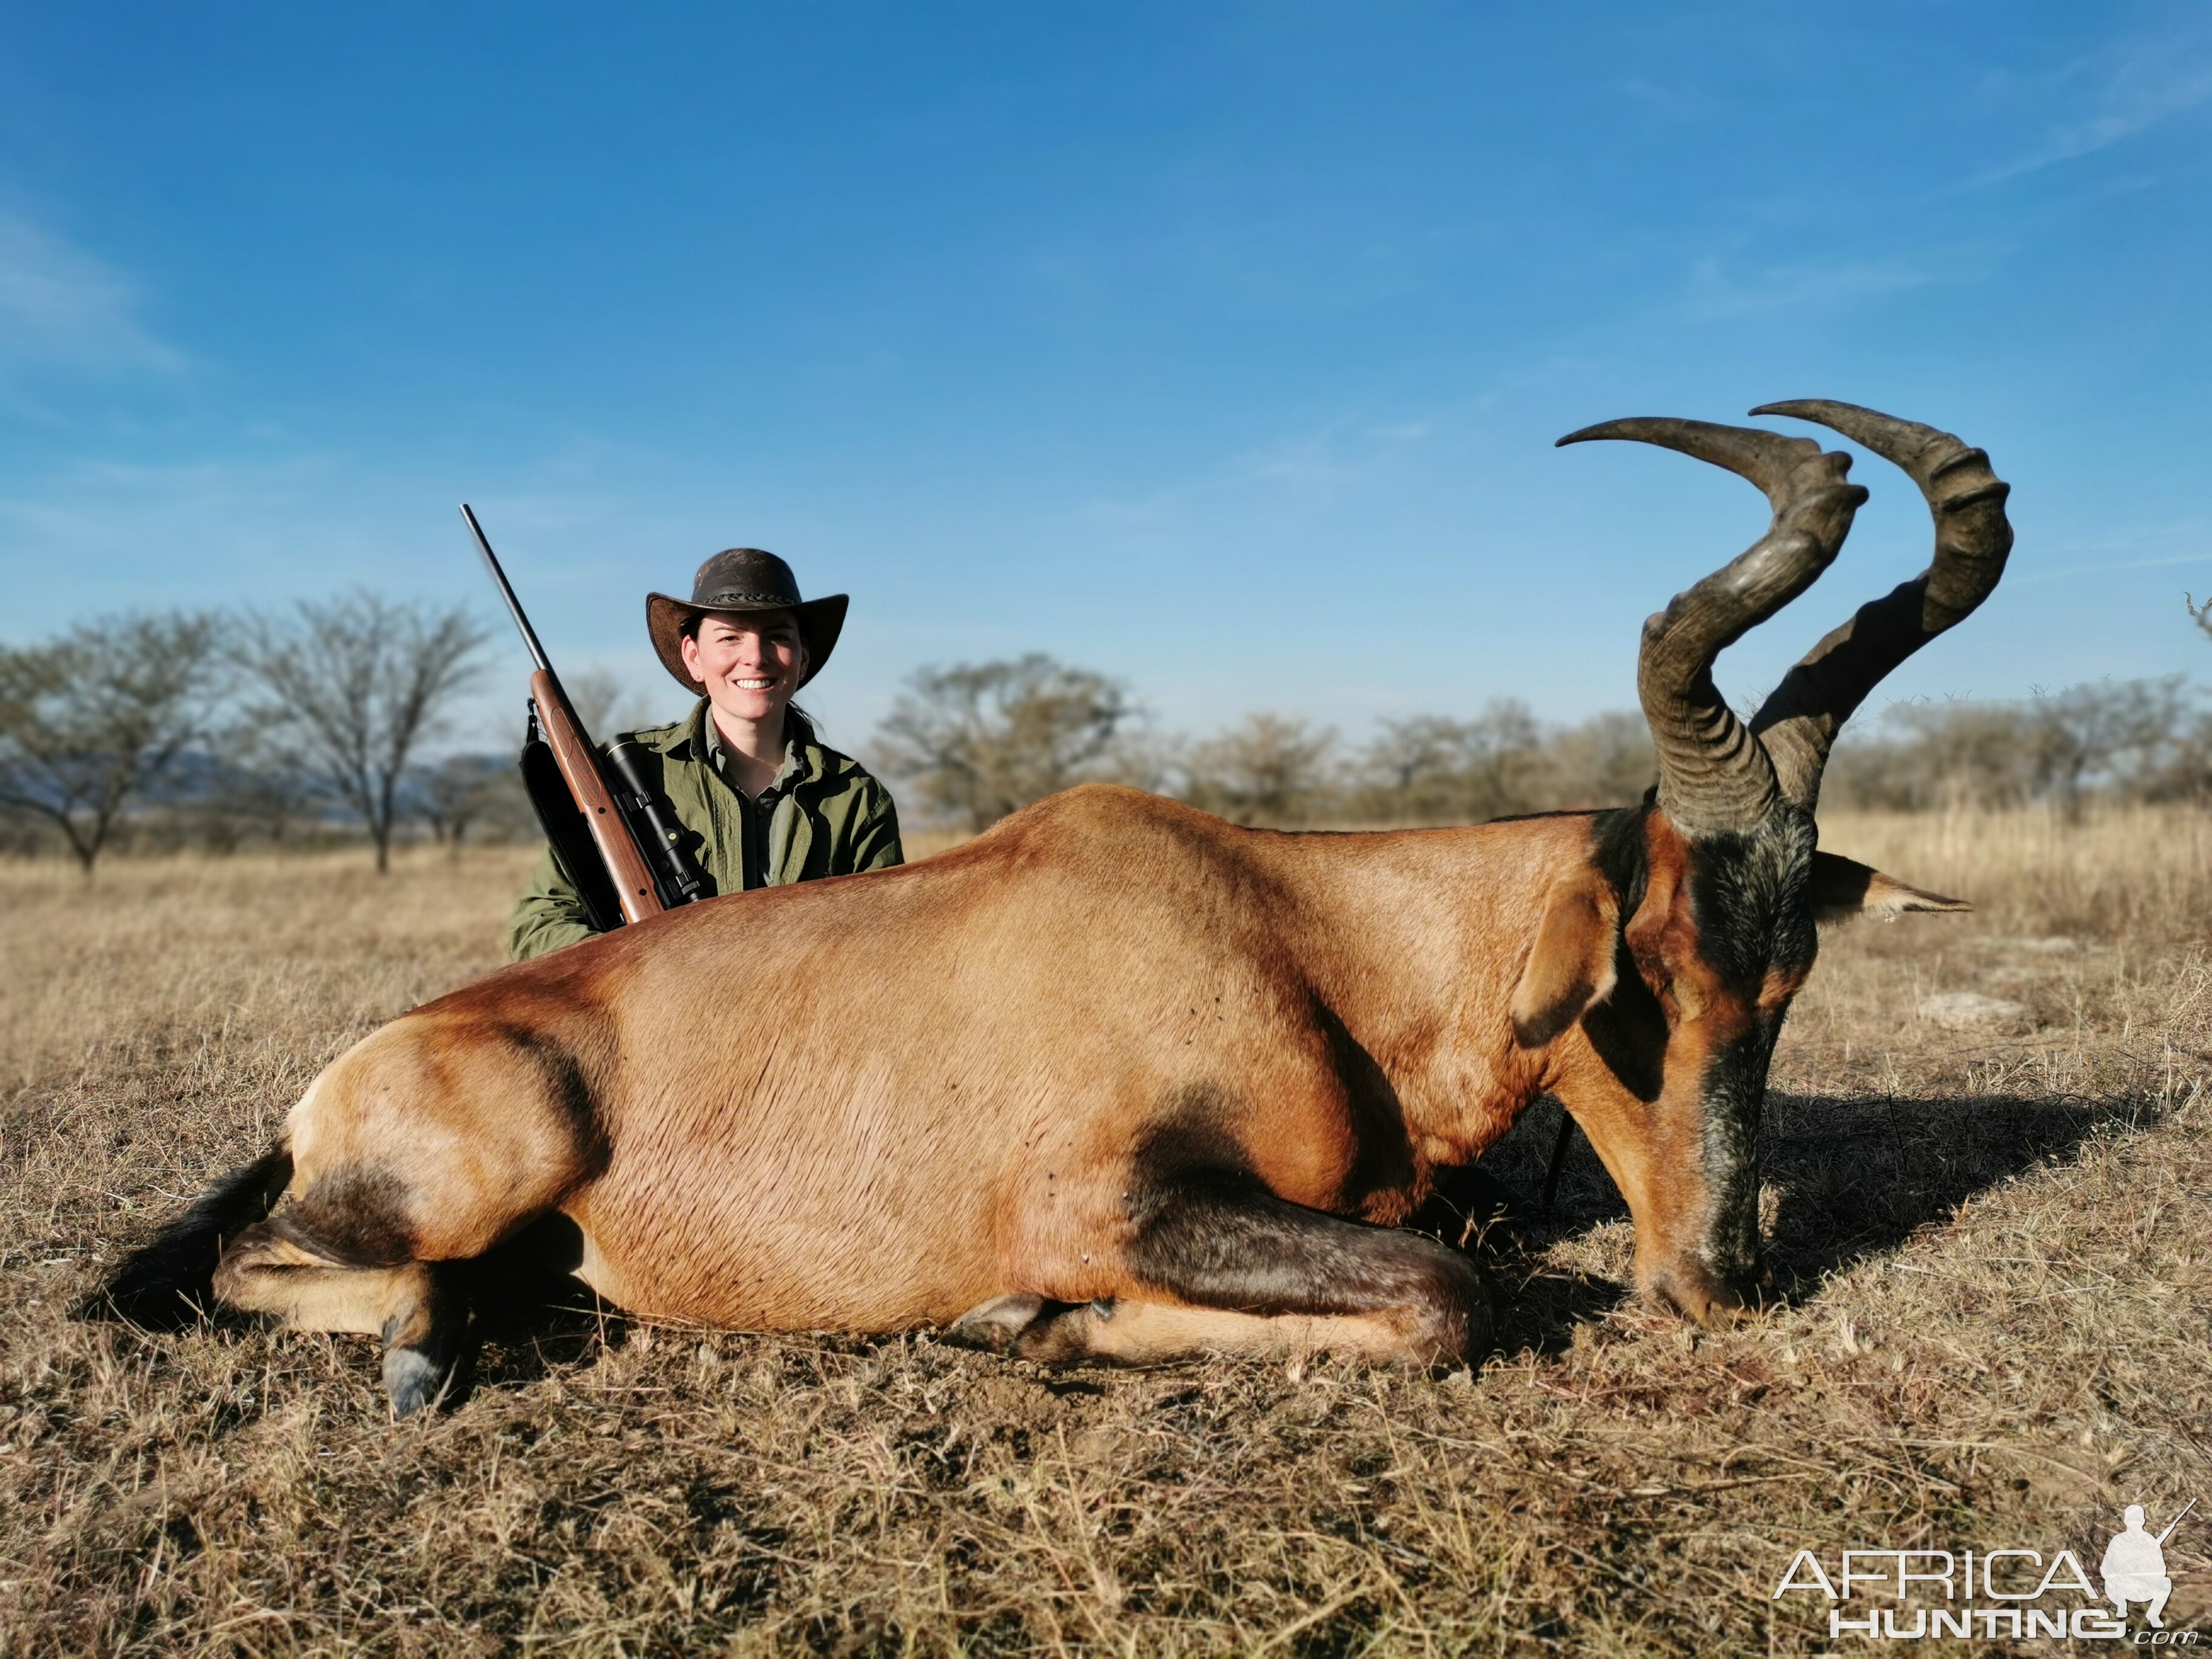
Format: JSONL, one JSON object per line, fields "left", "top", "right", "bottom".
{"left": 2156, "top": 1496, "right": 2196, "bottom": 1545}
{"left": 460, "top": 503, "right": 553, "bottom": 674}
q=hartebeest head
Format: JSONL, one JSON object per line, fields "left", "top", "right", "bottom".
{"left": 1520, "top": 401, "right": 2011, "bottom": 1321}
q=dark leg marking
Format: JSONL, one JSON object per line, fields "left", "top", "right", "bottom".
{"left": 272, "top": 1168, "right": 416, "bottom": 1267}
{"left": 1127, "top": 1101, "right": 1493, "bottom": 1365}
{"left": 266, "top": 1174, "right": 474, "bottom": 1417}
{"left": 1129, "top": 1184, "right": 1492, "bottom": 1364}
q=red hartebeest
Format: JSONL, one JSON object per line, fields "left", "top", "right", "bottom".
{"left": 99, "top": 401, "right": 2009, "bottom": 1417}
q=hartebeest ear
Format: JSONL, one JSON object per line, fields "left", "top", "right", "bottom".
{"left": 1809, "top": 851, "right": 1971, "bottom": 924}
{"left": 1511, "top": 866, "right": 1620, "bottom": 1048}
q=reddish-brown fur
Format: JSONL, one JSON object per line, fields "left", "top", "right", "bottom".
{"left": 288, "top": 793, "right": 1583, "bottom": 1326}
{"left": 218, "top": 782, "right": 1914, "bottom": 1403}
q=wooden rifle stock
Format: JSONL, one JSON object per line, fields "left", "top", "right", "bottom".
{"left": 528, "top": 667, "right": 664, "bottom": 925}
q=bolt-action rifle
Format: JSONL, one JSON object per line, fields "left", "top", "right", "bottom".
{"left": 461, "top": 503, "right": 708, "bottom": 932}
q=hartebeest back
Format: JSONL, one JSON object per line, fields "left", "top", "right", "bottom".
{"left": 98, "top": 401, "right": 2009, "bottom": 1417}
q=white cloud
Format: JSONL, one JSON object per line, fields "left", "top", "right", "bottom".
{"left": 2016, "top": 521, "right": 2212, "bottom": 585}
{"left": 0, "top": 210, "right": 182, "bottom": 372}
{"left": 1966, "top": 34, "right": 2212, "bottom": 189}
{"left": 1083, "top": 414, "right": 1442, "bottom": 529}
{"left": 1680, "top": 254, "right": 1937, "bottom": 321}
{"left": 0, "top": 454, "right": 378, "bottom": 600}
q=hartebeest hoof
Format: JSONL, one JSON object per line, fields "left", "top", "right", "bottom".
{"left": 943, "top": 1293, "right": 1053, "bottom": 1354}
{"left": 383, "top": 1339, "right": 459, "bottom": 1418}
{"left": 380, "top": 1264, "right": 469, "bottom": 1419}
{"left": 943, "top": 1295, "right": 1122, "bottom": 1363}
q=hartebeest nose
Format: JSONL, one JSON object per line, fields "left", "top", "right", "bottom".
{"left": 1646, "top": 1254, "right": 1768, "bottom": 1327}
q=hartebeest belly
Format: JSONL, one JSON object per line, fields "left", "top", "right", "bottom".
{"left": 97, "top": 401, "right": 2008, "bottom": 1418}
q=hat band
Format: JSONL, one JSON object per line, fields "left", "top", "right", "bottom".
{"left": 697, "top": 589, "right": 800, "bottom": 608}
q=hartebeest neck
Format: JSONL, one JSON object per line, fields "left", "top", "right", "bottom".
{"left": 1241, "top": 812, "right": 1603, "bottom": 1164}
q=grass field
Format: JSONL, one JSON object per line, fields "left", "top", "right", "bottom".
{"left": 2, "top": 808, "right": 2207, "bottom": 1655}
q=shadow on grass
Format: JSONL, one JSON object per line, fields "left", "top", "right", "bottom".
{"left": 1446, "top": 1084, "right": 2153, "bottom": 1352}
{"left": 466, "top": 1284, "right": 633, "bottom": 1396}
{"left": 1754, "top": 1086, "right": 2147, "bottom": 1295}
{"left": 1409, "top": 1130, "right": 1631, "bottom": 1362}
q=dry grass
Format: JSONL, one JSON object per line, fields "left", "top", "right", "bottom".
{"left": 1, "top": 812, "right": 2207, "bottom": 1655}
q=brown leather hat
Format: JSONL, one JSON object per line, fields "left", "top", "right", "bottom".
{"left": 645, "top": 548, "right": 849, "bottom": 694}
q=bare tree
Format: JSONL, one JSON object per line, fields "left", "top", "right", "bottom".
{"left": 1537, "top": 711, "right": 1656, "bottom": 809}
{"left": 1353, "top": 702, "right": 1545, "bottom": 823}
{"left": 565, "top": 666, "right": 657, "bottom": 739}
{"left": 2029, "top": 678, "right": 2190, "bottom": 818}
{"left": 411, "top": 752, "right": 524, "bottom": 853}
{"left": 875, "top": 655, "right": 1130, "bottom": 831}
{"left": 197, "top": 721, "right": 327, "bottom": 850}
{"left": 0, "top": 612, "right": 227, "bottom": 874}
{"left": 1181, "top": 713, "right": 1338, "bottom": 825}
{"left": 1820, "top": 679, "right": 2196, "bottom": 813}
{"left": 1823, "top": 700, "right": 2040, "bottom": 811}
{"left": 233, "top": 592, "right": 491, "bottom": 872}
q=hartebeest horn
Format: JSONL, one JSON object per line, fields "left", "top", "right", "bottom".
{"left": 1744, "top": 401, "right": 2013, "bottom": 811}
{"left": 1557, "top": 417, "right": 1867, "bottom": 837}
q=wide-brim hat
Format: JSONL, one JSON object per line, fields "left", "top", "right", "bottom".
{"left": 646, "top": 548, "right": 848, "bottom": 694}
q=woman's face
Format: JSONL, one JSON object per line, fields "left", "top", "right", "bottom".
{"left": 680, "top": 609, "right": 808, "bottom": 726}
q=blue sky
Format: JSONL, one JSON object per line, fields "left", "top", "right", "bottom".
{"left": 3, "top": 3, "right": 2210, "bottom": 749}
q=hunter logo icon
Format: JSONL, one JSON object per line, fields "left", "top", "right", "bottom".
{"left": 1772, "top": 1495, "right": 2202, "bottom": 1641}
{"left": 2105, "top": 1500, "right": 2193, "bottom": 1629}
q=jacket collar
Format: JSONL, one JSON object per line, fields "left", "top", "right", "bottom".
{"left": 656, "top": 698, "right": 826, "bottom": 789}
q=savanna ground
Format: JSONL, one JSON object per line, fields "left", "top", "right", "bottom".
{"left": 1, "top": 808, "right": 2207, "bottom": 1655}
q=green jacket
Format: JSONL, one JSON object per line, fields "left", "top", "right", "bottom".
{"left": 507, "top": 701, "right": 904, "bottom": 960}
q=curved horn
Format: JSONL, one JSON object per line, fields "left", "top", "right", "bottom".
{"left": 1744, "top": 401, "right": 2013, "bottom": 810}
{"left": 1557, "top": 417, "right": 1867, "bottom": 838}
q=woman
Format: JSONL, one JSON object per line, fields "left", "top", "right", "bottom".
{"left": 507, "top": 548, "right": 903, "bottom": 960}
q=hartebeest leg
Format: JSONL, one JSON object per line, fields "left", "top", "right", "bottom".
{"left": 951, "top": 1293, "right": 1472, "bottom": 1366}
{"left": 952, "top": 1188, "right": 1493, "bottom": 1369}
{"left": 213, "top": 1224, "right": 469, "bottom": 1417}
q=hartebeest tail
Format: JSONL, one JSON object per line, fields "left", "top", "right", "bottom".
{"left": 85, "top": 1143, "right": 293, "bottom": 1328}
{"left": 97, "top": 401, "right": 2012, "bottom": 1418}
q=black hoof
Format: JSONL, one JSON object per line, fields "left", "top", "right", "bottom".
{"left": 383, "top": 1346, "right": 457, "bottom": 1418}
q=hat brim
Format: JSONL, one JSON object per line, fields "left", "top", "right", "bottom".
{"left": 646, "top": 591, "right": 849, "bottom": 695}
